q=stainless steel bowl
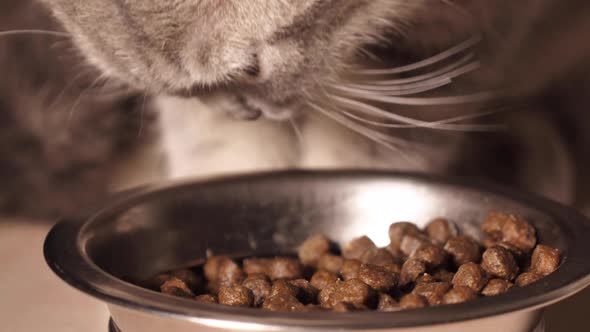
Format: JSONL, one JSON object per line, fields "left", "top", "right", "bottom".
{"left": 44, "top": 171, "right": 590, "bottom": 332}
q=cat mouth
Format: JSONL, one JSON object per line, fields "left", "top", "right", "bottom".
{"left": 167, "top": 84, "right": 301, "bottom": 121}
{"left": 237, "top": 94, "right": 300, "bottom": 121}
{"left": 231, "top": 94, "right": 263, "bottom": 121}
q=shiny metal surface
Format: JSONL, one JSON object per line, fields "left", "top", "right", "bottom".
{"left": 45, "top": 171, "right": 590, "bottom": 331}
{"left": 107, "top": 317, "right": 548, "bottom": 332}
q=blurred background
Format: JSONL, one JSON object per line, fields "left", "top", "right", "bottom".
{"left": 0, "top": 0, "right": 589, "bottom": 331}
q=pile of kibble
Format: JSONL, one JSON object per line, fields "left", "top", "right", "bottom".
{"left": 140, "top": 212, "right": 561, "bottom": 312}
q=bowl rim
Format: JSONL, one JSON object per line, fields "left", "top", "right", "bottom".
{"left": 44, "top": 170, "right": 590, "bottom": 330}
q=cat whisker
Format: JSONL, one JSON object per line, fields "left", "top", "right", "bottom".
{"left": 338, "top": 110, "right": 433, "bottom": 129}
{"left": 334, "top": 79, "right": 452, "bottom": 96}
{"left": 67, "top": 74, "right": 109, "bottom": 123}
{"left": 353, "top": 36, "right": 481, "bottom": 75}
{"left": 0, "top": 29, "right": 71, "bottom": 38}
{"left": 328, "top": 94, "right": 500, "bottom": 131}
{"left": 309, "top": 103, "right": 406, "bottom": 150}
{"left": 311, "top": 103, "right": 440, "bottom": 151}
{"left": 328, "top": 94, "right": 449, "bottom": 128}
{"left": 334, "top": 90, "right": 497, "bottom": 106}
{"left": 77, "top": 73, "right": 136, "bottom": 98}
{"left": 333, "top": 55, "right": 479, "bottom": 98}
{"left": 339, "top": 107, "right": 506, "bottom": 131}
{"left": 363, "top": 54, "right": 477, "bottom": 86}
{"left": 289, "top": 118, "right": 304, "bottom": 154}
{"left": 46, "top": 70, "right": 94, "bottom": 111}
{"left": 308, "top": 102, "right": 428, "bottom": 168}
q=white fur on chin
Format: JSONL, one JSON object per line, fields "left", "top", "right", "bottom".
{"left": 155, "top": 95, "right": 395, "bottom": 180}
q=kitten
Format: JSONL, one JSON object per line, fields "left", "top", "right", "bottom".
{"left": 38, "top": 0, "right": 482, "bottom": 180}
{"left": 2, "top": 0, "right": 589, "bottom": 217}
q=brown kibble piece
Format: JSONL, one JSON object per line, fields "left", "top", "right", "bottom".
{"left": 432, "top": 269, "right": 455, "bottom": 283}
{"left": 389, "top": 222, "right": 422, "bottom": 250}
{"left": 242, "top": 275, "right": 272, "bottom": 307}
{"left": 318, "top": 254, "right": 344, "bottom": 274}
{"left": 481, "top": 246, "right": 519, "bottom": 280}
{"left": 332, "top": 302, "right": 367, "bottom": 312}
{"left": 497, "top": 242, "right": 524, "bottom": 256}
{"left": 444, "top": 236, "right": 481, "bottom": 267}
{"left": 442, "top": 286, "right": 477, "bottom": 305}
{"left": 218, "top": 285, "right": 254, "bottom": 307}
{"left": 530, "top": 245, "right": 560, "bottom": 276}
{"left": 270, "top": 280, "right": 300, "bottom": 298}
{"left": 144, "top": 273, "right": 173, "bottom": 291}
{"left": 332, "top": 302, "right": 356, "bottom": 312}
{"left": 383, "top": 263, "right": 402, "bottom": 274}
{"left": 160, "top": 277, "right": 195, "bottom": 298}
{"left": 342, "top": 236, "right": 377, "bottom": 260}
{"left": 500, "top": 215, "right": 537, "bottom": 254}
{"left": 204, "top": 256, "right": 232, "bottom": 282}
{"left": 267, "top": 257, "right": 303, "bottom": 280}
{"left": 170, "top": 269, "right": 201, "bottom": 292}
{"left": 318, "top": 282, "right": 338, "bottom": 308}
{"left": 360, "top": 248, "right": 396, "bottom": 266}
{"left": 217, "top": 259, "right": 246, "bottom": 288}
{"left": 489, "top": 242, "right": 527, "bottom": 263}
{"left": 482, "top": 212, "right": 536, "bottom": 254}
{"left": 246, "top": 272, "right": 270, "bottom": 280}
{"left": 400, "top": 234, "right": 431, "bottom": 257}
{"left": 412, "top": 244, "right": 448, "bottom": 268}
{"left": 243, "top": 258, "right": 272, "bottom": 276}
{"left": 416, "top": 273, "right": 437, "bottom": 284}
{"left": 400, "top": 258, "right": 427, "bottom": 285}
{"left": 331, "top": 279, "right": 374, "bottom": 308}
{"left": 358, "top": 263, "right": 398, "bottom": 292}
{"left": 425, "top": 218, "right": 458, "bottom": 245}
{"left": 452, "top": 263, "right": 487, "bottom": 293}
{"left": 400, "top": 293, "right": 428, "bottom": 309}
{"left": 340, "top": 259, "right": 362, "bottom": 280}
{"left": 298, "top": 234, "right": 333, "bottom": 267}
{"left": 318, "top": 279, "right": 375, "bottom": 309}
{"left": 412, "top": 282, "right": 451, "bottom": 306}
{"left": 482, "top": 239, "right": 496, "bottom": 248}
{"left": 385, "top": 244, "right": 405, "bottom": 263}
{"left": 481, "top": 279, "right": 514, "bottom": 296}
{"left": 482, "top": 212, "right": 510, "bottom": 241}
{"left": 337, "top": 278, "right": 376, "bottom": 308}
{"left": 515, "top": 272, "right": 544, "bottom": 287}
{"left": 262, "top": 294, "right": 306, "bottom": 312}
{"left": 310, "top": 270, "right": 339, "bottom": 290}
{"left": 195, "top": 294, "right": 218, "bottom": 303}
{"left": 377, "top": 293, "right": 400, "bottom": 312}
{"left": 289, "top": 279, "right": 319, "bottom": 304}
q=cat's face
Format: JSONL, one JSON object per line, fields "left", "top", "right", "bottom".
{"left": 42, "top": 0, "right": 426, "bottom": 119}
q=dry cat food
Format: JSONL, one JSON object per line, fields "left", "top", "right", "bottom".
{"left": 139, "top": 212, "right": 561, "bottom": 312}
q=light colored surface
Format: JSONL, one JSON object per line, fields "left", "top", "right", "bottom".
{"left": 0, "top": 221, "right": 109, "bottom": 332}
{"left": 0, "top": 220, "right": 588, "bottom": 332}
